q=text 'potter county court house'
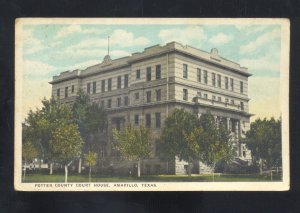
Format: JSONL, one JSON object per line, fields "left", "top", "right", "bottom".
{"left": 50, "top": 41, "right": 253, "bottom": 175}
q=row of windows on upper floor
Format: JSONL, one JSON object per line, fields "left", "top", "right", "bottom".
{"left": 113, "top": 113, "right": 161, "bottom": 131}
{"left": 182, "top": 89, "right": 245, "bottom": 111}
{"left": 182, "top": 64, "right": 244, "bottom": 94}
{"left": 101, "top": 89, "right": 162, "bottom": 109}
{"left": 85, "top": 65, "right": 162, "bottom": 95}
{"left": 56, "top": 64, "right": 162, "bottom": 98}
{"left": 134, "top": 113, "right": 161, "bottom": 129}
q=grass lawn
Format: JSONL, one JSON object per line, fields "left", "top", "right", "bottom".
{"left": 23, "top": 173, "right": 282, "bottom": 183}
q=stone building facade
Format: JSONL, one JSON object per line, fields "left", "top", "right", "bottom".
{"left": 50, "top": 41, "right": 252, "bottom": 175}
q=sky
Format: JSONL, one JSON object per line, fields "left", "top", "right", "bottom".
{"left": 21, "top": 23, "right": 282, "bottom": 121}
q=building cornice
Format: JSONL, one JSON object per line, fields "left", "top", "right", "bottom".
{"left": 50, "top": 41, "right": 251, "bottom": 85}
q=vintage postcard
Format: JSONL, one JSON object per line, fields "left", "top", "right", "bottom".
{"left": 15, "top": 18, "right": 290, "bottom": 191}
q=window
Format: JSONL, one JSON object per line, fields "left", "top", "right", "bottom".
{"left": 57, "top": 89, "right": 60, "bottom": 98}
{"left": 212, "top": 73, "right": 216, "bottom": 86}
{"left": 197, "top": 91, "right": 202, "bottom": 97}
{"left": 156, "top": 65, "right": 161, "bottom": 79}
{"left": 240, "top": 81, "right": 244, "bottom": 94}
{"left": 156, "top": 89, "right": 161, "bottom": 101}
{"left": 218, "top": 97, "right": 222, "bottom": 102}
{"left": 230, "top": 78, "right": 234, "bottom": 91}
{"left": 225, "top": 98, "right": 229, "bottom": 103}
{"left": 124, "top": 96, "right": 129, "bottom": 106}
{"left": 100, "top": 100, "right": 105, "bottom": 107}
{"left": 108, "top": 78, "right": 112, "bottom": 91}
{"left": 231, "top": 99, "right": 235, "bottom": 105}
{"left": 117, "top": 97, "right": 121, "bottom": 107}
{"left": 136, "top": 69, "right": 140, "bottom": 79}
{"left": 155, "top": 112, "right": 161, "bottom": 128}
{"left": 117, "top": 76, "right": 122, "bottom": 89}
{"left": 240, "top": 102, "right": 244, "bottom": 110}
{"left": 134, "top": 114, "right": 139, "bottom": 125}
{"left": 225, "top": 77, "right": 229, "bottom": 89}
{"left": 197, "top": 68, "right": 201, "bottom": 82}
{"left": 146, "top": 91, "right": 151, "bottom": 103}
{"left": 204, "top": 94, "right": 208, "bottom": 99}
{"left": 183, "top": 64, "right": 188, "bottom": 78}
{"left": 135, "top": 92, "right": 139, "bottom": 100}
{"left": 87, "top": 83, "right": 91, "bottom": 94}
{"left": 124, "top": 74, "right": 129, "bottom": 88}
{"left": 204, "top": 70, "right": 208, "bottom": 84}
{"left": 107, "top": 99, "right": 112, "bottom": 108}
{"left": 217, "top": 74, "right": 221, "bottom": 88}
{"left": 146, "top": 67, "right": 151, "bottom": 81}
{"left": 93, "top": 81, "right": 96, "bottom": 94}
{"left": 183, "top": 89, "right": 188, "bottom": 101}
{"left": 65, "top": 87, "right": 68, "bottom": 98}
{"left": 71, "top": 85, "right": 74, "bottom": 93}
{"left": 212, "top": 95, "right": 216, "bottom": 101}
{"left": 145, "top": 114, "right": 151, "bottom": 128}
{"left": 101, "top": 80, "right": 105, "bottom": 92}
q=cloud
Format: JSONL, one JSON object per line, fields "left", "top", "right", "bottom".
{"left": 22, "top": 29, "right": 62, "bottom": 55}
{"left": 55, "top": 25, "right": 104, "bottom": 39}
{"left": 239, "top": 44, "right": 280, "bottom": 73}
{"left": 239, "top": 55, "right": 279, "bottom": 73}
{"left": 56, "top": 48, "right": 130, "bottom": 62}
{"left": 22, "top": 29, "right": 47, "bottom": 55}
{"left": 62, "top": 59, "right": 101, "bottom": 71}
{"left": 248, "top": 76, "right": 280, "bottom": 121}
{"left": 158, "top": 26, "right": 207, "bottom": 46}
{"left": 239, "top": 28, "right": 280, "bottom": 54}
{"left": 66, "top": 29, "right": 150, "bottom": 51}
{"left": 110, "top": 29, "right": 150, "bottom": 47}
{"left": 22, "top": 78, "right": 52, "bottom": 120}
{"left": 235, "top": 25, "right": 269, "bottom": 35}
{"left": 208, "top": 33, "right": 233, "bottom": 45}
{"left": 23, "top": 60, "right": 57, "bottom": 78}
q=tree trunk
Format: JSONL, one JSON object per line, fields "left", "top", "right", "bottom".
{"left": 188, "top": 160, "right": 191, "bottom": 176}
{"left": 259, "top": 159, "right": 263, "bottom": 175}
{"left": 78, "top": 158, "right": 82, "bottom": 174}
{"left": 166, "top": 161, "right": 169, "bottom": 174}
{"left": 212, "top": 163, "right": 216, "bottom": 182}
{"left": 137, "top": 160, "right": 141, "bottom": 177}
{"left": 64, "top": 165, "right": 68, "bottom": 183}
{"left": 23, "top": 161, "right": 26, "bottom": 182}
{"left": 49, "top": 162, "right": 53, "bottom": 175}
{"left": 39, "top": 159, "right": 42, "bottom": 170}
{"left": 89, "top": 167, "right": 92, "bottom": 183}
{"left": 270, "top": 169, "right": 273, "bottom": 181}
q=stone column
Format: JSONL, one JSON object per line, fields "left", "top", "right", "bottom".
{"left": 236, "top": 120, "right": 241, "bottom": 157}
{"left": 214, "top": 115, "right": 218, "bottom": 128}
{"left": 227, "top": 117, "right": 230, "bottom": 131}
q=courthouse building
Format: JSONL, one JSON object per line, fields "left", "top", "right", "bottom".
{"left": 50, "top": 41, "right": 252, "bottom": 175}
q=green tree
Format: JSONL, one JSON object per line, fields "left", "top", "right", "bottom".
{"left": 72, "top": 90, "right": 107, "bottom": 173}
{"left": 186, "top": 113, "right": 234, "bottom": 181}
{"left": 72, "top": 89, "right": 90, "bottom": 174}
{"left": 50, "top": 123, "right": 84, "bottom": 182}
{"left": 23, "top": 98, "right": 73, "bottom": 175}
{"left": 113, "top": 125, "right": 151, "bottom": 177}
{"left": 243, "top": 117, "right": 282, "bottom": 174}
{"left": 158, "top": 109, "right": 199, "bottom": 176}
{"left": 22, "top": 140, "right": 38, "bottom": 181}
{"left": 84, "top": 151, "right": 98, "bottom": 182}
{"left": 84, "top": 102, "right": 107, "bottom": 150}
